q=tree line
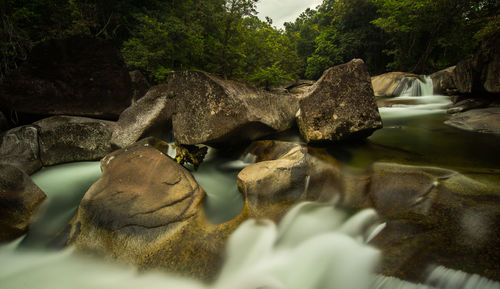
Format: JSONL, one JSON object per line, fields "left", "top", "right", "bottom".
{"left": 1, "top": 0, "right": 498, "bottom": 87}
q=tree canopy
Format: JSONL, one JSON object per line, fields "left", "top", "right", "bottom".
{"left": 1, "top": 0, "right": 498, "bottom": 84}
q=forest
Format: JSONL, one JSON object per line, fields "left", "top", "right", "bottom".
{"left": 1, "top": 0, "right": 498, "bottom": 86}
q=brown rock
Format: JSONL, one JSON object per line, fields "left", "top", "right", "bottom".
{"left": 166, "top": 71, "right": 299, "bottom": 146}
{"left": 430, "top": 66, "right": 456, "bottom": 95}
{"left": 297, "top": 59, "right": 382, "bottom": 143}
{"left": 35, "top": 116, "right": 115, "bottom": 166}
{"left": 0, "top": 163, "right": 46, "bottom": 242}
{"left": 0, "top": 36, "right": 133, "bottom": 120}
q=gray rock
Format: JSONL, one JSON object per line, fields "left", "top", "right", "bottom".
{"left": 111, "top": 84, "right": 174, "bottom": 148}
{"left": 35, "top": 116, "right": 115, "bottom": 166}
{"left": 166, "top": 70, "right": 300, "bottom": 146}
{"left": 297, "top": 59, "right": 382, "bottom": 143}
{"left": 444, "top": 107, "right": 500, "bottom": 135}
{"left": 0, "top": 125, "right": 42, "bottom": 175}
{"left": 0, "top": 163, "right": 46, "bottom": 242}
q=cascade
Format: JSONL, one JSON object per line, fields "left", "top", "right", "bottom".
{"left": 395, "top": 76, "right": 434, "bottom": 97}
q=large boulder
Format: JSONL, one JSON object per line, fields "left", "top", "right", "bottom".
{"left": 237, "top": 141, "right": 345, "bottom": 220}
{"left": 34, "top": 116, "right": 115, "bottom": 166}
{"left": 165, "top": 71, "right": 300, "bottom": 146}
{"left": 297, "top": 59, "right": 382, "bottom": 143}
{"left": 0, "top": 125, "right": 42, "bottom": 175}
{"left": 371, "top": 72, "right": 423, "bottom": 98}
{"left": 64, "top": 138, "right": 246, "bottom": 280}
{"left": 444, "top": 107, "right": 500, "bottom": 135}
{"left": 430, "top": 66, "right": 456, "bottom": 95}
{"left": 111, "top": 84, "right": 174, "bottom": 149}
{"left": 0, "top": 36, "right": 133, "bottom": 120}
{"left": 0, "top": 163, "right": 46, "bottom": 242}
{"left": 452, "top": 34, "right": 500, "bottom": 96}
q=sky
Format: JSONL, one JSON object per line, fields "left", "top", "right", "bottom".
{"left": 255, "top": 0, "right": 323, "bottom": 29}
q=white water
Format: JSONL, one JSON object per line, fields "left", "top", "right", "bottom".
{"left": 398, "top": 76, "right": 434, "bottom": 97}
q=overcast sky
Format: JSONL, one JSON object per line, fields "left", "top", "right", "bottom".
{"left": 255, "top": 0, "right": 323, "bottom": 29}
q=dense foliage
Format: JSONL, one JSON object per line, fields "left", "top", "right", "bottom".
{"left": 1, "top": 0, "right": 498, "bottom": 84}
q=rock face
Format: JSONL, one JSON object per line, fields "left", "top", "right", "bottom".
{"left": 166, "top": 71, "right": 299, "bottom": 146}
{"left": 452, "top": 34, "right": 500, "bottom": 96}
{"left": 65, "top": 138, "right": 238, "bottom": 279}
{"left": 35, "top": 116, "right": 115, "bottom": 166}
{"left": 0, "top": 163, "right": 46, "bottom": 242}
{"left": 297, "top": 59, "right": 382, "bottom": 143}
{"left": 0, "top": 36, "right": 133, "bottom": 120}
{"left": 444, "top": 107, "right": 500, "bottom": 135}
{"left": 0, "top": 125, "right": 42, "bottom": 175}
{"left": 111, "top": 84, "right": 174, "bottom": 149}
{"left": 371, "top": 72, "right": 423, "bottom": 98}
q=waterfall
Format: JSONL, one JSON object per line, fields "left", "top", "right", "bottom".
{"left": 394, "top": 76, "right": 434, "bottom": 97}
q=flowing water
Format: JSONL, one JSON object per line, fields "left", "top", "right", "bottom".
{"left": 1, "top": 77, "right": 500, "bottom": 288}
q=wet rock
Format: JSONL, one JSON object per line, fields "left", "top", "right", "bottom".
{"left": 0, "top": 36, "right": 133, "bottom": 120}
{"left": 430, "top": 66, "right": 456, "bottom": 95}
{"left": 446, "top": 98, "right": 490, "bottom": 114}
{"left": 111, "top": 84, "right": 174, "bottom": 148}
{"left": 166, "top": 71, "right": 299, "bottom": 146}
{"left": 0, "top": 163, "right": 46, "bottom": 242}
{"left": 297, "top": 59, "right": 382, "bottom": 143}
{"left": 65, "top": 138, "right": 246, "bottom": 280}
{"left": 371, "top": 72, "right": 423, "bottom": 98}
{"left": 129, "top": 70, "right": 150, "bottom": 103}
{"left": 35, "top": 116, "right": 115, "bottom": 166}
{"left": 0, "top": 125, "right": 42, "bottom": 175}
{"left": 369, "top": 162, "right": 500, "bottom": 281}
{"left": 237, "top": 141, "right": 342, "bottom": 220}
{"left": 444, "top": 107, "right": 500, "bottom": 135}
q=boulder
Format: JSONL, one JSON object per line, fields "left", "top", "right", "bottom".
{"left": 0, "top": 163, "right": 46, "bottom": 242}
{"left": 430, "top": 66, "right": 456, "bottom": 95}
{"left": 0, "top": 125, "right": 42, "bottom": 175}
{"left": 371, "top": 72, "right": 423, "bottom": 98}
{"left": 446, "top": 98, "right": 490, "bottom": 114}
{"left": 285, "top": 79, "right": 315, "bottom": 94}
{"left": 111, "top": 84, "right": 174, "bottom": 148}
{"left": 444, "top": 107, "right": 500, "bottom": 135}
{"left": 129, "top": 70, "right": 150, "bottom": 103}
{"left": 452, "top": 34, "right": 500, "bottom": 96}
{"left": 165, "top": 70, "right": 299, "bottom": 146}
{"left": 0, "top": 36, "right": 133, "bottom": 120}
{"left": 237, "top": 141, "right": 343, "bottom": 220}
{"left": 34, "top": 116, "right": 115, "bottom": 166}
{"left": 297, "top": 59, "right": 382, "bottom": 143}
{"left": 64, "top": 138, "right": 246, "bottom": 280}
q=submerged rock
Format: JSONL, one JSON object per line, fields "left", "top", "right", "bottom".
{"left": 35, "top": 116, "right": 115, "bottom": 166}
{"left": 166, "top": 70, "right": 299, "bottom": 146}
{"left": 0, "top": 36, "right": 133, "bottom": 120}
{"left": 444, "top": 107, "right": 500, "bottom": 135}
{"left": 111, "top": 84, "right": 174, "bottom": 149}
{"left": 371, "top": 72, "right": 423, "bottom": 98}
{"left": 0, "top": 125, "right": 42, "bottom": 174}
{"left": 368, "top": 162, "right": 500, "bottom": 281}
{"left": 65, "top": 138, "right": 246, "bottom": 280}
{"left": 0, "top": 163, "right": 46, "bottom": 242}
{"left": 297, "top": 59, "right": 382, "bottom": 143}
